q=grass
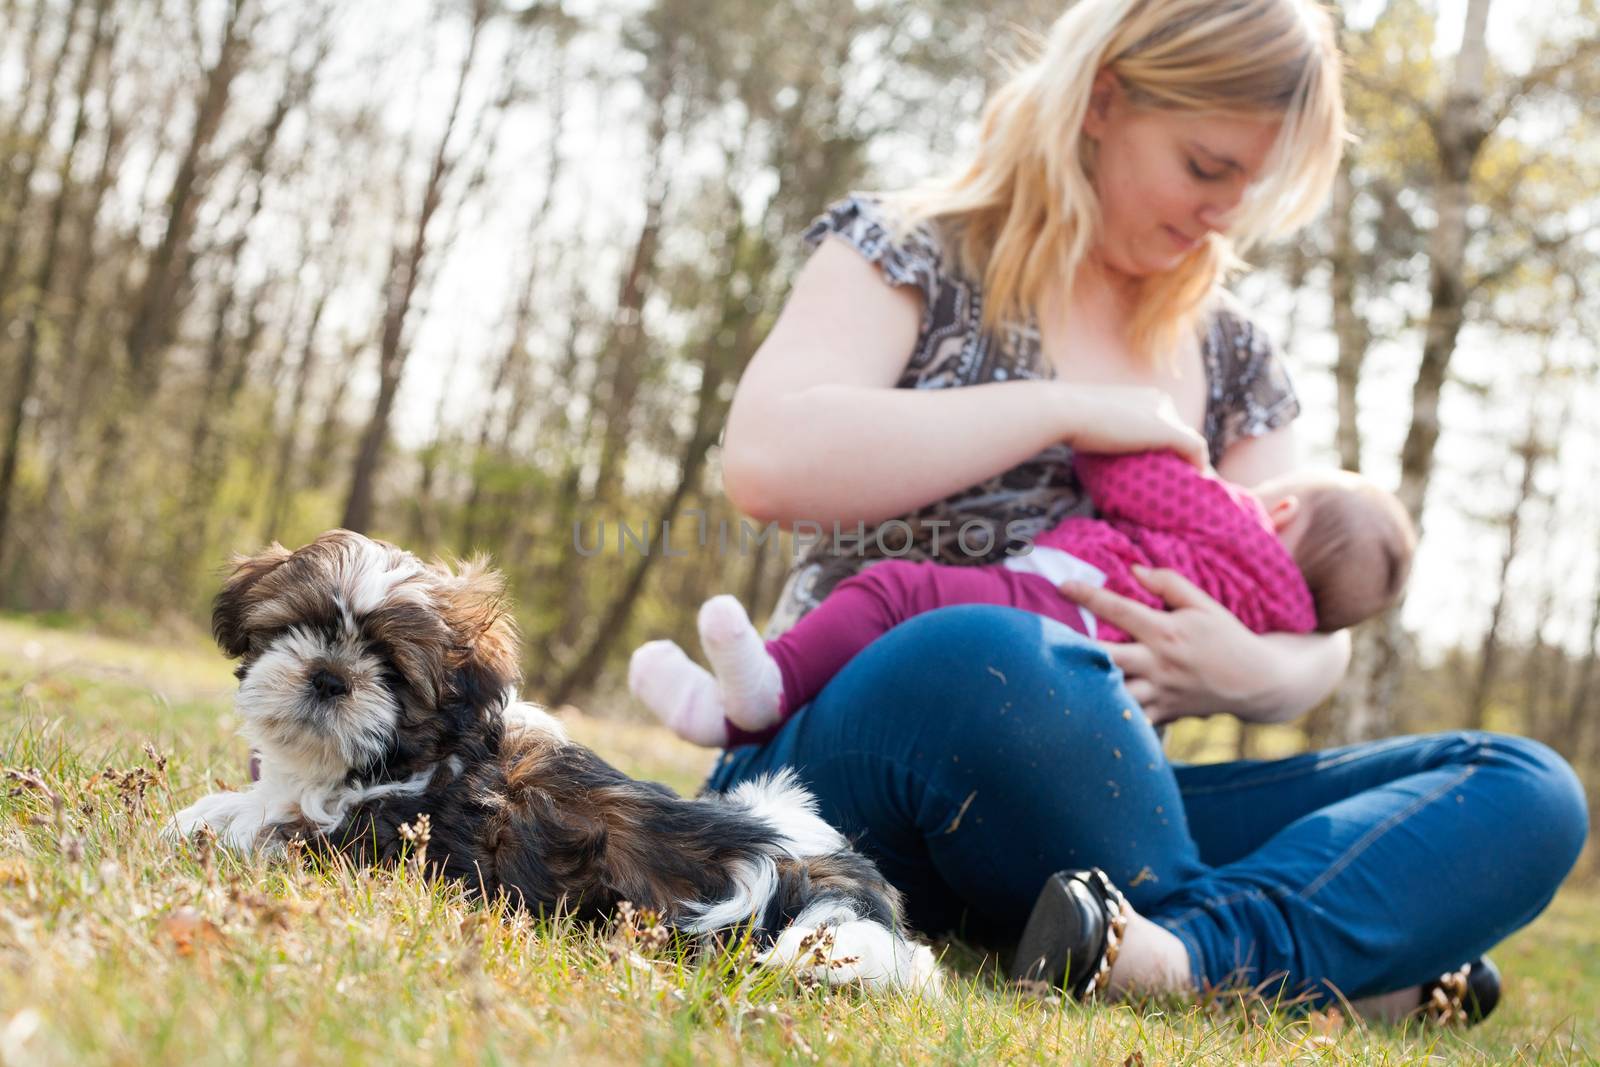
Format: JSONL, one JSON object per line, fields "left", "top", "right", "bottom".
{"left": 1, "top": 613, "right": 1597, "bottom": 1066}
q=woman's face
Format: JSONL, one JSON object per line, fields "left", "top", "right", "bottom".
{"left": 1082, "top": 74, "right": 1282, "bottom": 279}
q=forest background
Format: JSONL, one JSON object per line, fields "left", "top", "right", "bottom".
{"left": 1, "top": 0, "right": 1598, "bottom": 865}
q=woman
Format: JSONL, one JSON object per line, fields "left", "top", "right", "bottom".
{"left": 704, "top": 0, "right": 1587, "bottom": 1020}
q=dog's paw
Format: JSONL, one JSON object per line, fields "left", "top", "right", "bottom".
{"left": 165, "top": 790, "right": 265, "bottom": 851}
{"left": 164, "top": 797, "right": 219, "bottom": 843}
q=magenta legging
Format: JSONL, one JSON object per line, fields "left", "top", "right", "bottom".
{"left": 767, "top": 559, "right": 1086, "bottom": 723}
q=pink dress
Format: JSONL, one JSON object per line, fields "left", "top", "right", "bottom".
{"left": 741, "top": 451, "right": 1316, "bottom": 740}
{"left": 1017, "top": 451, "right": 1316, "bottom": 641}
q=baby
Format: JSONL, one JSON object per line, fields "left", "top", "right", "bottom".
{"left": 631, "top": 451, "right": 1417, "bottom": 747}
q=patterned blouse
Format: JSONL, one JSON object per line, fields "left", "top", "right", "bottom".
{"left": 762, "top": 194, "right": 1301, "bottom": 639}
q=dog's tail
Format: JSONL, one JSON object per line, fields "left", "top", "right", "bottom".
{"left": 683, "top": 769, "right": 942, "bottom": 992}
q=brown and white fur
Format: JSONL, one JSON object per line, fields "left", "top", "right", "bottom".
{"left": 169, "top": 530, "right": 939, "bottom": 991}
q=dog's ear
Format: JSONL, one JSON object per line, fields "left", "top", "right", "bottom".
{"left": 437, "top": 557, "right": 521, "bottom": 708}
{"left": 212, "top": 543, "right": 294, "bottom": 658}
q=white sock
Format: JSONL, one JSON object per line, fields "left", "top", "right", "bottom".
{"left": 1106, "top": 909, "right": 1193, "bottom": 998}
{"left": 627, "top": 640, "right": 729, "bottom": 748}
{"left": 698, "top": 595, "right": 783, "bottom": 731}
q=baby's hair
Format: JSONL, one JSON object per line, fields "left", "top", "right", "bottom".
{"left": 1288, "top": 474, "right": 1417, "bottom": 632}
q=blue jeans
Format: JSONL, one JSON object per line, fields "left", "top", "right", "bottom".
{"left": 704, "top": 606, "right": 1589, "bottom": 1001}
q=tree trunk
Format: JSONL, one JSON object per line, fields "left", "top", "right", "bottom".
{"left": 460, "top": 239, "right": 542, "bottom": 551}
{"left": 408, "top": 348, "right": 464, "bottom": 550}
{"left": 0, "top": 0, "right": 52, "bottom": 166}
{"left": 178, "top": 47, "right": 310, "bottom": 507}
{"left": 1333, "top": 0, "right": 1494, "bottom": 744}
{"left": 0, "top": 0, "right": 86, "bottom": 307}
{"left": 547, "top": 202, "right": 771, "bottom": 704}
{"left": 169, "top": 281, "right": 270, "bottom": 600}
{"left": 341, "top": 0, "right": 489, "bottom": 534}
{"left": 588, "top": 77, "right": 674, "bottom": 511}
{"left": 35, "top": 32, "right": 126, "bottom": 610}
{"left": 547, "top": 342, "right": 732, "bottom": 707}
{"left": 86, "top": 0, "right": 253, "bottom": 584}
{"left": 305, "top": 340, "right": 360, "bottom": 491}
{"left": 262, "top": 274, "right": 337, "bottom": 540}
{"left": 1466, "top": 410, "right": 1547, "bottom": 730}
{"left": 0, "top": 0, "right": 109, "bottom": 564}
{"left": 1329, "top": 156, "right": 1369, "bottom": 473}
{"left": 459, "top": 68, "right": 566, "bottom": 551}
{"left": 522, "top": 287, "right": 597, "bottom": 691}
{"left": 589, "top": 192, "right": 666, "bottom": 509}
{"left": 1563, "top": 572, "right": 1600, "bottom": 759}
{"left": 120, "top": 0, "right": 253, "bottom": 398}
{"left": 740, "top": 522, "right": 777, "bottom": 622}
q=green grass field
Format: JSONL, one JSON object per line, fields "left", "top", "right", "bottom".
{"left": 2, "top": 614, "right": 1596, "bottom": 1066}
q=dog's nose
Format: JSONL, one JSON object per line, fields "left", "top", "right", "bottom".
{"left": 310, "top": 669, "right": 348, "bottom": 700}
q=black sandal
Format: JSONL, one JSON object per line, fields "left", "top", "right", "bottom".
{"left": 1009, "top": 868, "right": 1130, "bottom": 999}
{"left": 1419, "top": 956, "right": 1500, "bottom": 1026}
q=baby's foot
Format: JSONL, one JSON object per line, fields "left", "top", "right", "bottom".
{"left": 628, "top": 640, "right": 728, "bottom": 748}
{"left": 698, "top": 595, "right": 783, "bottom": 731}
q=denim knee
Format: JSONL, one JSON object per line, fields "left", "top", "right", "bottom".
{"left": 1429, "top": 730, "right": 1590, "bottom": 889}
{"left": 1486, "top": 733, "right": 1589, "bottom": 876}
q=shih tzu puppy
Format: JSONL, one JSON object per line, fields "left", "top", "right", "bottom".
{"left": 168, "top": 530, "right": 938, "bottom": 991}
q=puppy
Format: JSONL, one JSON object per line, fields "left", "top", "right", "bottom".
{"left": 169, "top": 530, "right": 939, "bottom": 991}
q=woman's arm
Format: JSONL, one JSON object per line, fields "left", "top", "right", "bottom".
{"left": 1064, "top": 569, "right": 1351, "bottom": 724}
{"left": 1061, "top": 421, "right": 1352, "bottom": 724}
{"left": 723, "top": 240, "right": 1207, "bottom": 527}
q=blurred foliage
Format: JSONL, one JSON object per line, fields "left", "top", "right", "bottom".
{"left": 0, "top": 0, "right": 1593, "bottom": 780}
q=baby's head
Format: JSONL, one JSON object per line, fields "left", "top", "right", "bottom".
{"left": 1255, "top": 471, "right": 1417, "bottom": 633}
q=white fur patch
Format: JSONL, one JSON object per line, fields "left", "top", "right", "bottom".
{"left": 680, "top": 855, "right": 780, "bottom": 933}
{"left": 680, "top": 771, "right": 836, "bottom": 931}
{"left": 344, "top": 538, "right": 428, "bottom": 616}
{"left": 680, "top": 770, "right": 943, "bottom": 992}
{"left": 168, "top": 765, "right": 437, "bottom": 852}
{"left": 724, "top": 770, "right": 848, "bottom": 859}
{"left": 500, "top": 694, "right": 567, "bottom": 744}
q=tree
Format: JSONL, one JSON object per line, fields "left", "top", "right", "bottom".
{"left": 341, "top": 0, "right": 494, "bottom": 533}
{"left": 1326, "top": 0, "right": 1600, "bottom": 742}
{"left": 1463, "top": 348, "right": 1564, "bottom": 730}
{"left": 82, "top": 0, "right": 258, "bottom": 592}
{"left": 0, "top": 0, "right": 110, "bottom": 561}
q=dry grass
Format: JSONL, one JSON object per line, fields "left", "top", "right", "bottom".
{"left": 1, "top": 614, "right": 1596, "bottom": 1066}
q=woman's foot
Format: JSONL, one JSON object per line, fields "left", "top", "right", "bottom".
{"left": 1349, "top": 957, "right": 1500, "bottom": 1027}
{"left": 628, "top": 640, "right": 729, "bottom": 748}
{"left": 697, "top": 595, "right": 784, "bottom": 731}
{"left": 1419, "top": 957, "right": 1500, "bottom": 1026}
{"left": 1010, "top": 868, "right": 1191, "bottom": 1000}
{"left": 1106, "top": 907, "right": 1192, "bottom": 997}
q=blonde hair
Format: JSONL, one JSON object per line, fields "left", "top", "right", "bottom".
{"left": 891, "top": 0, "right": 1345, "bottom": 360}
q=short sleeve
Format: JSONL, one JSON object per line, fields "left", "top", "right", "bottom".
{"left": 1208, "top": 307, "right": 1301, "bottom": 458}
{"left": 802, "top": 194, "right": 944, "bottom": 323}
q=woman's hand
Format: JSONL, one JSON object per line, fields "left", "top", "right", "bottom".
{"left": 1058, "top": 384, "right": 1209, "bottom": 469}
{"left": 1060, "top": 567, "right": 1281, "bottom": 725}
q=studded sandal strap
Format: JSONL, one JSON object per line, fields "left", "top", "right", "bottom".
{"left": 1083, "top": 868, "right": 1131, "bottom": 1000}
